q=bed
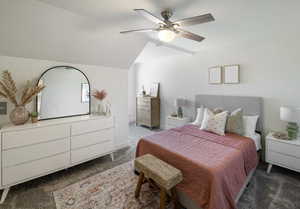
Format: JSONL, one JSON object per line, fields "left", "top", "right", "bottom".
{"left": 136, "top": 95, "right": 263, "bottom": 209}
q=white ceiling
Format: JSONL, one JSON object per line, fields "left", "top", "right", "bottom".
{"left": 0, "top": 0, "right": 299, "bottom": 68}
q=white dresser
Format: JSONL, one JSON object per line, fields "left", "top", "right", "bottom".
{"left": 165, "top": 116, "right": 190, "bottom": 129}
{"left": 0, "top": 115, "right": 115, "bottom": 202}
{"left": 266, "top": 132, "right": 300, "bottom": 174}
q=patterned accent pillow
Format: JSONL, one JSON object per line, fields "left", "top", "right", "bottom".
{"left": 200, "top": 108, "right": 228, "bottom": 136}
{"left": 226, "top": 108, "right": 244, "bottom": 135}
{"left": 213, "top": 108, "right": 224, "bottom": 114}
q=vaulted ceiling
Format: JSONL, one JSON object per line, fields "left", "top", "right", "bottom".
{"left": 0, "top": 0, "right": 299, "bottom": 68}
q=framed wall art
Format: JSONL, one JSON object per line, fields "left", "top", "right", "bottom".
{"left": 208, "top": 66, "right": 222, "bottom": 84}
{"left": 224, "top": 65, "right": 240, "bottom": 84}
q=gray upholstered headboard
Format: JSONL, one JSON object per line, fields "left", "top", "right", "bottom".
{"left": 195, "top": 95, "right": 263, "bottom": 133}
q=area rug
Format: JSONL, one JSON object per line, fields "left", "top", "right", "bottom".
{"left": 53, "top": 161, "right": 172, "bottom": 209}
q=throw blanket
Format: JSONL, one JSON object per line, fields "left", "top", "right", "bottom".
{"left": 136, "top": 125, "right": 258, "bottom": 209}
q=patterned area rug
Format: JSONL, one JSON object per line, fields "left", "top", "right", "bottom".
{"left": 53, "top": 161, "right": 172, "bottom": 209}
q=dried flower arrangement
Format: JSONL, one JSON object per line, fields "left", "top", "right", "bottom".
{"left": 92, "top": 89, "right": 110, "bottom": 115}
{"left": 0, "top": 71, "right": 45, "bottom": 106}
{"left": 0, "top": 71, "right": 45, "bottom": 125}
{"left": 92, "top": 89, "right": 107, "bottom": 101}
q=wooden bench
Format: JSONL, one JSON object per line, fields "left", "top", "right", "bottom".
{"left": 134, "top": 154, "right": 183, "bottom": 209}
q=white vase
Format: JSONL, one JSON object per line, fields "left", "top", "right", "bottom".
{"left": 97, "top": 100, "right": 106, "bottom": 115}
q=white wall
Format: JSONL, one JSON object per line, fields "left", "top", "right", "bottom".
{"left": 128, "top": 63, "right": 140, "bottom": 123}
{"left": 135, "top": 36, "right": 300, "bottom": 133}
{"left": 0, "top": 55, "right": 129, "bottom": 149}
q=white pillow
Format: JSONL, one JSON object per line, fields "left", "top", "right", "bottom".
{"left": 243, "top": 115, "right": 259, "bottom": 136}
{"left": 191, "top": 106, "right": 204, "bottom": 126}
{"left": 200, "top": 108, "right": 228, "bottom": 136}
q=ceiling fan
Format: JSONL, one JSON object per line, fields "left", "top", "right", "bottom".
{"left": 120, "top": 9, "right": 215, "bottom": 43}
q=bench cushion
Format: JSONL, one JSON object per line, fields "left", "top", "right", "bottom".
{"left": 135, "top": 154, "right": 183, "bottom": 190}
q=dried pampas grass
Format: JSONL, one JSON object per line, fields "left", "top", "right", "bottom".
{"left": 20, "top": 82, "right": 45, "bottom": 106}
{"left": 93, "top": 89, "right": 107, "bottom": 101}
{"left": 0, "top": 71, "right": 45, "bottom": 106}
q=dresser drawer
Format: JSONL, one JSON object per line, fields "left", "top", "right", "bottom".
{"left": 3, "top": 152, "right": 69, "bottom": 186}
{"left": 267, "top": 151, "right": 300, "bottom": 171}
{"left": 137, "top": 97, "right": 151, "bottom": 106}
{"left": 3, "top": 138, "right": 69, "bottom": 168}
{"left": 2, "top": 124, "right": 69, "bottom": 150}
{"left": 71, "top": 141, "right": 113, "bottom": 164}
{"left": 268, "top": 140, "right": 300, "bottom": 158}
{"left": 72, "top": 117, "right": 114, "bottom": 135}
{"left": 71, "top": 128, "right": 113, "bottom": 149}
{"left": 137, "top": 106, "right": 151, "bottom": 111}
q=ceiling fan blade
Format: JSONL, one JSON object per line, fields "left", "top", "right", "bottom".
{"left": 134, "top": 9, "right": 166, "bottom": 25}
{"left": 177, "top": 29, "right": 205, "bottom": 42}
{"left": 120, "top": 28, "right": 157, "bottom": 34}
{"left": 174, "top": 13, "right": 215, "bottom": 27}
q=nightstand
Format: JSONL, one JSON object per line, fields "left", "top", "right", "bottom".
{"left": 166, "top": 116, "right": 190, "bottom": 129}
{"left": 265, "top": 132, "right": 300, "bottom": 174}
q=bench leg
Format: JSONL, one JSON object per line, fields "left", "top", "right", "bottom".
{"left": 135, "top": 172, "right": 144, "bottom": 198}
{"left": 160, "top": 188, "right": 167, "bottom": 209}
{"left": 0, "top": 187, "right": 10, "bottom": 204}
{"left": 171, "top": 188, "right": 180, "bottom": 209}
{"left": 267, "top": 164, "right": 272, "bottom": 174}
{"left": 110, "top": 153, "right": 114, "bottom": 161}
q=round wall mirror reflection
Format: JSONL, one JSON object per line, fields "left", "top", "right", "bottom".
{"left": 36, "top": 66, "right": 91, "bottom": 120}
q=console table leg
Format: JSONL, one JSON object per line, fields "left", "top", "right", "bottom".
{"left": 0, "top": 187, "right": 10, "bottom": 204}
{"left": 267, "top": 164, "right": 272, "bottom": 174}
{"left": 110, "top": 153, "right": 114, "bottom": 161}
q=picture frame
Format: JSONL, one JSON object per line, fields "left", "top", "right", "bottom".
{"left": 81, "top": 83, "right": 90, "bottom": 103}
{"left": 150, "top": 82, "right": 160, "bottom": 97}
{"left": 224, "top": 65, "right": 240, "bottom": 84}
{"left": 208, "top": 66, "right": 222, "bottom": 84}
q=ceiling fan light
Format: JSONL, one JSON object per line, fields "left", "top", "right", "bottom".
{"left": 158, "top": 29, "right": 176, "bottom": 42}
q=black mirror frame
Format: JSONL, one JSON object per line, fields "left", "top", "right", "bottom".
{"left": 35, "top": 65, "right": 91, "bottom": 121}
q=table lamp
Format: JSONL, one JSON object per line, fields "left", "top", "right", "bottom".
{"left": 280, "top": 106, "right": 300, "bottom": 140}
{"left": 174, "top": 98, "right": 186, "bottom": 118}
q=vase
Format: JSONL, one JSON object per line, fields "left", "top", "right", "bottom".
{"left": 97, "top": 100, "right": 106, "bottom": 115}
{"left": 9, "top": 105, "right": 30, "bottom": 125}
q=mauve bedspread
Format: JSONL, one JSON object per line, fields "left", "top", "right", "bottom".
{"left": 136, "top": 125, "right": 258, "bottom": 209}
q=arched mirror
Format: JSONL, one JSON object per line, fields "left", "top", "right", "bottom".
{"left": 36, "top": 66, "right": 91, "bottom": 120}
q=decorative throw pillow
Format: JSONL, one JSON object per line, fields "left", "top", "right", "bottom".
{"left": 226, "top": 108, "right": 244, "bottom": 135}
{"left": 213, "top": 108, "right": 224, "bottom": 114}
{"left": 200, "top": 108, "right": 228, "bottom": 135}
{"left": 243, "top": 115, "right": 259, "bottom": 136}
{"left": 191, "top": 106, "right": 204, "bottom": 126}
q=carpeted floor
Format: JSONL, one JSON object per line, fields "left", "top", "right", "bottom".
{"left": 0, "top": 124, "right": 299, "bottom": 209}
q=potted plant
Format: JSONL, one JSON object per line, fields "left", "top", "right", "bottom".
{"left": 31, "top": 111, "right": 38, "bottom": 123}
{"left": 0, "top": 71, "right": 45, "bottom": 125}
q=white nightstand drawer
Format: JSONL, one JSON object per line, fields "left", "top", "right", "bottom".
{"left": 268, "top": 151, "right": 300, "bottom": 171}
{"left": 167, "top": 120, "right": 186, "bottom": 126}
{"left": 166, "top": 116, "right": 190, "bottom": 129}
{"left": 268, "top": 140, "right": 300, "bottom": 158}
